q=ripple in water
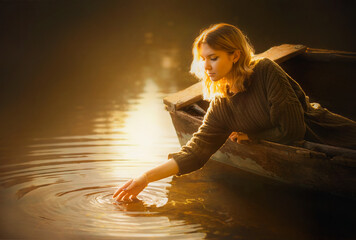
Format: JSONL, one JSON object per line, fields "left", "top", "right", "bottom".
{"left": 0, "top": 134, "right": 206, "bottom": 240}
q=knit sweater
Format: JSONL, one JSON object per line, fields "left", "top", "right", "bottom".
{"left": 169, "top": 58, "right": 356, "bottom": 175}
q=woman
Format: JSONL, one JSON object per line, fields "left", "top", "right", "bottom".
{"left": 113, "top": 23, "right": 356, "bottom": 202}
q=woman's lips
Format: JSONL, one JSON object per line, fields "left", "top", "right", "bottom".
{"left": 208, "top": 73, "right": 215, "bottom": 76}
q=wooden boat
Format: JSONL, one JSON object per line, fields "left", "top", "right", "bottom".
{"left": 163, "top": 44, "right": 356, "bottom": 198}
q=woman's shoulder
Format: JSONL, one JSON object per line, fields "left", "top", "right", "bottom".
{"left": 246, "top": 58, "right": 276, "bottom": 85}
{"left": 253, "top": 58, "right": 278, "bottom": 72}
{"left": 252, "top": 57, "right": 288, "bottom": 83}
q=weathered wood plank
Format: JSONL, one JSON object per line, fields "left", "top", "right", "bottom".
{"left": 258, "top": 44, "right": 306, "bottom": 63}
{"left": 163, "top": 44, "right": 307, "bottom": 112}
{"left": 163, "top": 82, "right": 203, "bottom": 112}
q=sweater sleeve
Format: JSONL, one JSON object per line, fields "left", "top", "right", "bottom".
{"left": 249, "top": 59, "right": 306, "bottom": 144}
{"left": 168, "top": 99, "right": 230, "bottom": 176}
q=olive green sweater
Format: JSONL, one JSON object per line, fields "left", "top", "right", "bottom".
{"left": 169, "top": 58, "right": 356, "bottom": 175}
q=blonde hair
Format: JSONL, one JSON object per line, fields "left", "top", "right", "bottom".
{"left": 190, "top": 23, "right": 256, "bottom": 101}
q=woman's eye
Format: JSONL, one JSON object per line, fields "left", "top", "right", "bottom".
{"left": 211, "top": 57, "right": 218, "bottom": 61}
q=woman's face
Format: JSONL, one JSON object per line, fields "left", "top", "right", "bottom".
{"left": 199, "top": 43, "right": 239, "bottom": 82}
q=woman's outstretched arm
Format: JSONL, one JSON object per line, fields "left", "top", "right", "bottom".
{"left": 112, "top": 158, "right": 179, "bottom": 202}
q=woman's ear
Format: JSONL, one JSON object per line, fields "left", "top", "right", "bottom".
{"left": 233, "top": 50, "right": 240, "bottom": 63}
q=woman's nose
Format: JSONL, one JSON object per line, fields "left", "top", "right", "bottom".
{"left": 204, "top": 61, "right": 211, "bottom": 70}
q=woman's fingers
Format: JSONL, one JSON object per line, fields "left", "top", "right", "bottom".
{"left": 117, "top": 192, "right": 129, "bottom": 202}
{"left": 113, "top": 174, "right": 148, "bottom": 202}
{"left": 237, "top": 133, "right": 250, "bottom": 144}
{"left": 119, "top": 191, "right": 137, "bottom": 202}
{"left": 115, "top": 189, "right": 128, "bottom": 201}
{"left": 130, "top": 195, "right": 138, "bottom": 201}
{"left": 229, "top": 132, "right": 250, "bottom": 144}
{"left": 229, "top": 132, "right": 238, "bottom": 142}
{"left": 113, "top": 179, "right": 133, "bottom": 198}
{"left": 114, "top": 180, "right": 139, "bottom": 202}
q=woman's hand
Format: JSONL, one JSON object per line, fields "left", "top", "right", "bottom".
{"left": 113, "top": 173, "right": 148, "bottom": 202}
{"left": 229, "top": 132, "right": 250, "bottom": 144}
{"left": 112, "top": 159, "right": 179, "bottom": 202}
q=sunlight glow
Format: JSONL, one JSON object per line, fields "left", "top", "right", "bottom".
{"left": 120, "top": 79, "right": 177, "bottom": 163}
{"left": 89, "top": 78, "right": 180, "bottom": 182}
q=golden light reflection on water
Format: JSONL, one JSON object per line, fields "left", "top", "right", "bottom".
{"left": 89, "top": 79, "right": 180, "bottom": 161}
{"left": 120, "top": 79, "right": 179, "bottom": 162}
